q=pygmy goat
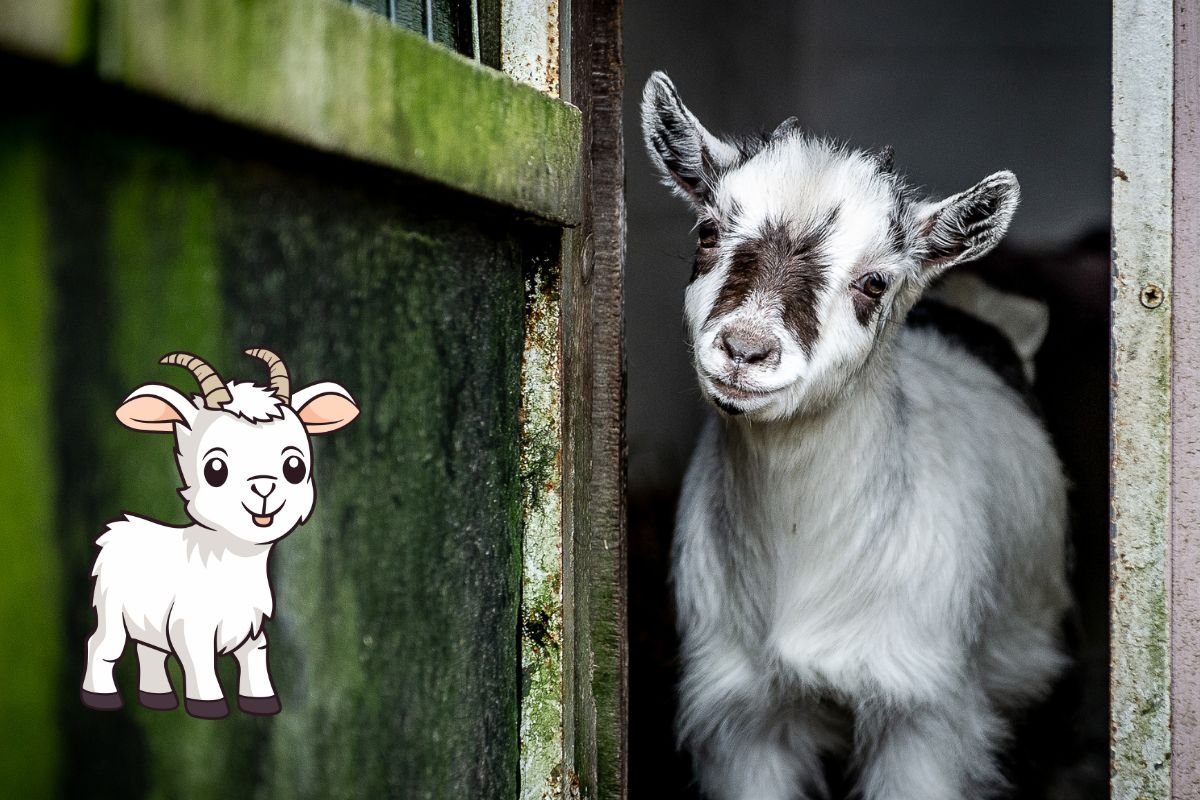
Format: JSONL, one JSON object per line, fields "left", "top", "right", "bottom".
{"left": 81, "top": 349, "right": 358, "bottom": 719}
{"left": 642, "top": 72, "right": 1071, "bottom": 799}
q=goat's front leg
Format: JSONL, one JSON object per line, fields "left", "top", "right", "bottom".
{"left": 136, "top": 643, "right": 178, "bottom": 710}
{"left": 680, "top": 643, "right": 832, "bottom": 800}
{"left": 169, "top": 620, "right": 227, "bottom": 719}
{"left": 696, "top": 710, "right": 836, "bottom": 800}
{"left": 234, "top": 632, "right": 281, "bottom": 715}
{"left": 852, "top": 689, "right": 1007, "bottom": 800}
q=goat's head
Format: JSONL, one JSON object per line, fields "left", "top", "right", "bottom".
{"left": 641, "top": 71, "right": 1021, "bottom": 421}
{"left": 114, "top": 350, "right": 359, "bottom": 545}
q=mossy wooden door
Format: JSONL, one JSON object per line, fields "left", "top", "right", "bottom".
{"left": 0, "top": 1, "right": 625, "bottom": 798}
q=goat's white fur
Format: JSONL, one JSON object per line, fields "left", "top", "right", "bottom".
{"left": 643, "top": 72, "right": 1071, "bottom": 799}
{"left": 83, "top": 365, "right": 357, "bottom": 715}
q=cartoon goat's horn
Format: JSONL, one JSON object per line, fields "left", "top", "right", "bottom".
{"left": 244, "top": 348, "right": 291, "bottom": 404}
{"left": 159, "top": 352, "right": 232, "bottom": 409}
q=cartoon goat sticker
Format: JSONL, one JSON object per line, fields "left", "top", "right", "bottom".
{"left": 81, "top": 349, "right": 358, "bottom": 719}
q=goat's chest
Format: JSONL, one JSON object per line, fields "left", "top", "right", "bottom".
{"left": 728, "top": 472, "right": 965, "bottom": 701}
{"left": 173, "top": 556, "right": 273, "bottom": 653}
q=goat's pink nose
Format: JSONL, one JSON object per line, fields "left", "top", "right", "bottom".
{"left": 720, "top": 329, "right": 780, "bottom": 366}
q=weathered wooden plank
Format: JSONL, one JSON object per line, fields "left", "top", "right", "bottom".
{"left": 1111, "top": 0, "right": 1174, "bottom": 796}
{"left": 520, "top": 255, "right": 567, "bottom": 800}
{"left": 220, "top": 161, "right": 528, "bottom": 800}
{"left": 17, "top": 103, "right": 531, "bottom": 797}
{"left": 499, "top": 0, "right": 568, "bottom": 793}
{"left": 89, "top": 0, "right": 581, "bottom": 225}
{"left": 563, "top": 0, "right": 626, "bottom": 796}
{"left": 1172, "top": 0, "right": 1200, "bottom": 794}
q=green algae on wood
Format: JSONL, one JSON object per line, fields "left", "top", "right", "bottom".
{"left": 519, "top": 256, "right": 565, "bottom": 799}
{"left": 97, "top": 0, "right": 582, "bottom": 225}
{"left": 0, "top": 129, "right": 63, "bottom": 800}
{"left": 102, "top": 149, "right": 271, "bottom": 800}
{"left": 28, "top": 111, "right": 531, "bottom": 796}
{"left": 219, "top": 160, "right": 527, "bottom": 799}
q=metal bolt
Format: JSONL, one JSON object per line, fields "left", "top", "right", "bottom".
{"left": 1140, "top": 284, "right": 1165, "bottom": 309}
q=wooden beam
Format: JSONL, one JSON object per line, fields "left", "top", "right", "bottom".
{"left": 562, "top": 0, "right": 626, "bottom": 796}
{"left": 0, "top": 0, "right": 583, "bottom": 225}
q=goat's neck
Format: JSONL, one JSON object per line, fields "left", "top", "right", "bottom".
{"left": 183, "top": 524, "right": 275, "bottom": 564}
{"left": 723, "top": 355, "right": 902, "bottom": 494}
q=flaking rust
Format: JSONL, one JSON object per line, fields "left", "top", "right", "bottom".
{"left": 500, "top": 0, "right": 560, "bottom": 96}
{"left": 519, "top": 257, "right": 565, "bottom": 800}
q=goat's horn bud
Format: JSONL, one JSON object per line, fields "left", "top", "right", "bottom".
{"left": 772, "top": 116, "right": 802, "bottom": 140}
{"left": 244, "top": 348, "right": 291, "bottom": 404}
{"left": 160, "top": 352, "right": 232, "bottom": 409}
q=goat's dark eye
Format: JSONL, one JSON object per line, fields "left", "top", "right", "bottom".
{"left": 203, "top": 457, "right": 228, "bottom": 487}
{"left": 856, "top": 272, "right": 889, "bottom": 299}
{"left": 283, "top": 455, "right": 306, "bottom": 484}
{"left": 697, "top": 220, "right": 719, "bottom": 249}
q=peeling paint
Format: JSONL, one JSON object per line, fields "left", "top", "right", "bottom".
{"left": 519, "top": 255, "right": 565, "bottom": 800}
{"left": 500, "top": 0, "right": 561, "bottom": 96}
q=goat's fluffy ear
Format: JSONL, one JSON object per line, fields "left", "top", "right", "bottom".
{"left": 115, "top": 384, "right": 196, "bottom": 433}
{"left": 293, "top": 382, "right": 359, "bottom": 435}
{"left": 914, "top": 171, "right": 1020, "bottom": 276}
{"left": 641, "top": 71, "right": 739, "bottom": 204}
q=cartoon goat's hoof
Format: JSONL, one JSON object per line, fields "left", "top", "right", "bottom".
{"left": 238, "top": 694, "right": 282, "bottom": 716}
{"left": 81, "top": 689, "right": 123, "bottom": 711}
{"left": 139, "top": 690, "right": 178, "bottom": 711}
{"left": 184, "top": 697, "right": 229, "bottom": 719}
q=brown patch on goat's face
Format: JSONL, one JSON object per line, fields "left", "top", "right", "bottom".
{"left": 704, "top": 213, "right": 835, "bottom": 356}
{"left": 691, "top": 249, "right": 718, "bottom": 283}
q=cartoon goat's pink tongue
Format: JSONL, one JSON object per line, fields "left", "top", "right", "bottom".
{"left": 253, "top": 514, "right": 272, "bottom": 527}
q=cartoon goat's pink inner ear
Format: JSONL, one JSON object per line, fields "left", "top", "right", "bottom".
{"left": 116, "top": 396, "right": 185, "bottom": 433}
{"left": 297, "top": 393, "right": 359, "bottom": 435}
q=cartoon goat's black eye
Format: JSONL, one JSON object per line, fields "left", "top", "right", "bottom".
{"left": 856, "top": 272, "right": 889, "bottom": 299}
{"left": 697, "top": 220, "right": 719, "bottom": 249}
{"left": 283, "top": 455, "right": 306, "bottom": 484}
{"left": 203, "top": 457, "right": 228, "bottom": 487}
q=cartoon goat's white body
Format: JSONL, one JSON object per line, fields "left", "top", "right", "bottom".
{"left": 86, "top": 516, "right": 277, "bottom": 705}
{"left": 81, "top": 352, "right": 357, "bottom": 719}
{"left": 642, "top": 72, "right": 1071, "bottom": 799}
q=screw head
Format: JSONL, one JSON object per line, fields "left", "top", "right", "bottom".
{"left": 1140, "top": 284, "right": 1165, "bottom": 309}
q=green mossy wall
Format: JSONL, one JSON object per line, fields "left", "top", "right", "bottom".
{"left": 0, "top": 126, "right": 63, "bottom": 800}
{"left": 2, "top": 99, "right": 536, "bottom": 798}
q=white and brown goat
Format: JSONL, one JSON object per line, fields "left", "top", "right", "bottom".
{"left": 81, "top": 350, "right": 358, "bottom": 719}
{"left": 643, "top": 72, "right": 1071, "bottom": 799}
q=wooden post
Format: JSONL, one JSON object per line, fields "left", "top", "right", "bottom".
{"left": 1111, "top": 0, "right": 1174, "bottom": 797}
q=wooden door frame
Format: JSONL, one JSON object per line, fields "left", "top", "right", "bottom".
{"left": 562, "top": 0, "right": 628, "bottom": 796}
{"left": 1111, "top": 0, "right": 1200, "bottom": 796}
